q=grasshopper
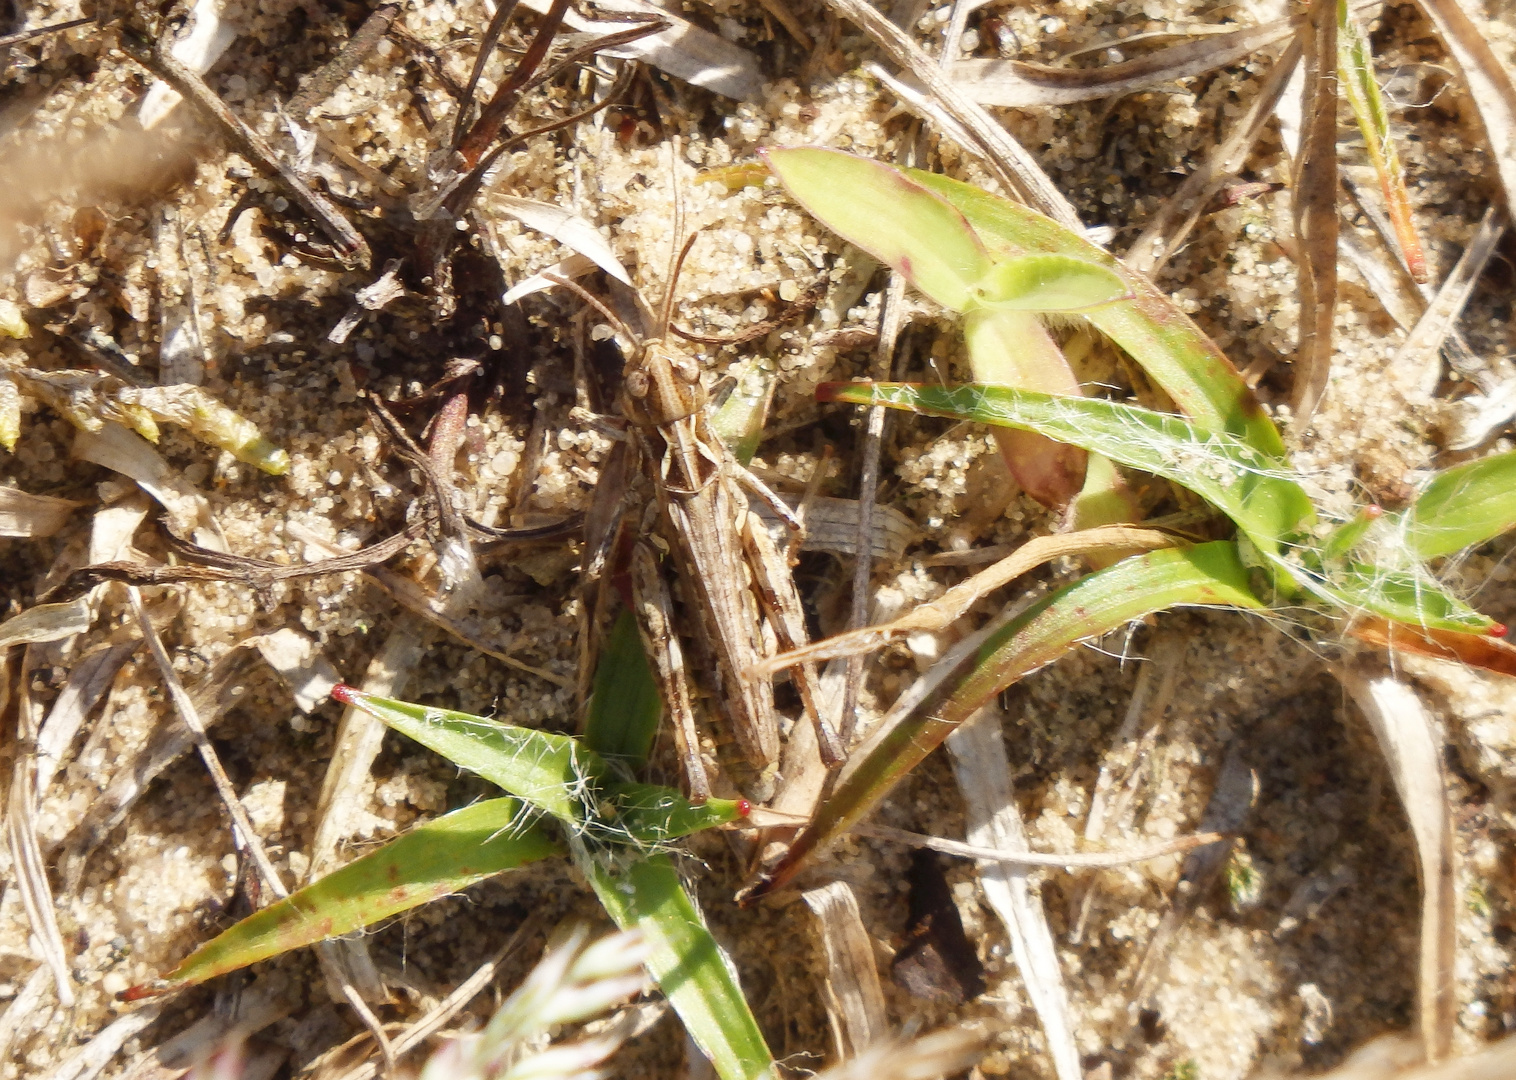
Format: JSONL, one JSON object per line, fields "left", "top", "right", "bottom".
{"left": 559, "top": 236, "right": 845, "bottom": 803}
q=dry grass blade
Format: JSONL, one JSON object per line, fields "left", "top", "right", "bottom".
{"left": 74, "top": 423, "right": 226, "bottom": 551}
{"left": 518, "top": 0, "right": 763, "bottom": 100}
{"left": 126, "top": 587, "right": 288, "bottom": 899}
{"left": 749, "top": 526, "right": 1175, "bottom": 675}
{"left": 853, "top": 822, "right": 1224, "bottom": 868}
{"left": 1126, "top": 37, "right": 1302, "bottom": 274}
{"left": 285, "top": 2, "right": 402, "bottom": 120}
{"left": 0, "top": 486, "right": 81, "bottom": 538}
{"left": 308, "top": 617, "right": 428, "bottom": 883}
{"left": 812, "top": 1026, "right": 988, "bottom": 1080}
{"left": 1415, "top": 0, "right": 1516, "bottom": 217}
{"left": 1389, "top": 207, "right": 1506, "bottom": 398}
{"left": 843, "top": 272, "right": 907, "bottom": 747}
{"left": 39, "top": 1001, "right": 165, "bottom": 1080}
{"left": 946, "top": 711, "right": 1080, "bottom": 1080}
{"left": 54, "top": 646, "right": 262, "bottom": 886}
{"left": 1131, "top": 745, "right": 1257, "bottom": 1001}
{"left": 1069, "top": 633, "right": 1182, "bottom": 941}
{"left": 115, "top": 29, "right": 369, "bottom": 269}
{"left": 802, "top": 882, "right": 890, "bottom": 1059}
{"left": 1337, "top": 664, "right": 1456, "bottom": 1063}
{"left": 1297, "top": 1032, "right": 1516, "bottom": 1079}
{"left": 105, "top": 985, "right": 290, "bottom": 1080}
{"left": 820, "top": 0, "right": 1082, "bottom": 229}
{"left": 0, "top": 966, "right": 53, "bottom": 1069}
{"left": 1291, "top": 0, "right": 1339, "bottom": 425}
{"left": 331, "top": 916, "right": 544, "bottom": 1080}
{"left": 7, "top": 647, "right": 75, "bottom": 1006}
{"left": 948, "top": 15, "right": 1300, "bottom": 107}
{"left": 33, "top": 640, "right": 137, "bottom": 797}
{"left": 251, "top": 628, "right": 341, "bottom": 714}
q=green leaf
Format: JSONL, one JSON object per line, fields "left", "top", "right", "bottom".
{"left": 605, "top": 782, "right": 749, "bottom": 846}
{"left": 585, "top": 609, "right": 663, "bottom": 769}
{"left": 765, "top": 147, "right": 991, "bottom": 312}
{"left": 1402, "top": 450, "right": 1516, "bottom": 559}
{"left": 1317, "top": 564, "right": 1498, "bottom": 635}
{"left": 583, "top": 852, "right": 774, "bottom": 1080}
{"left": 708, "top": 360, "right": 776, "bottom": 467}
{"left": 904, "top": 168, "right": 1287, "bottom": 458}
{"left": 750, "top": 542, "right": 1265, "bottom": 898}
{"left": 132, "top": 799, "right": 560, "bottom": 997}
{"left": 975, "top": 253, "right": 1130, "bottom": 312}
{"left": 822, "top": 383, "right": 1314, "bottom": 564}
{"left": 334, "top": 687, "right": 607, "bottom": 826}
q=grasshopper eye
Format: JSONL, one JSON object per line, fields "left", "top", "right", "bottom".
{"left": 626, "top": 370, "right": 651, "bottom": 398}
{"left": 670, "top": 354, "right": 700, "bottom": 384}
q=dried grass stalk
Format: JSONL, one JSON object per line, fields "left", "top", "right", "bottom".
{"left": 1337, "top": 665, "right": 1457, "bottom": 1063}
{"left": 1290, "top": 0, "right": 1339, "bottom": 424}
{"left": 946, "top": 711, "right": 1081, "bottom": 1080}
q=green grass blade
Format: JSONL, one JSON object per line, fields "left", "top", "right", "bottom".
{"left": 604, "top": 782, "right": 749, "bottom": 846}
{"left": 748, "top": 543, "right": 1264, "bottom": 898}
{"left": 130, "top": 799, "right": 560, "bottom": 997}
{"left": 764, "top": 147, "right": 991, "bottom": 312}
{"left": 1337, "top": 0, "right": 1427, "bottom": 281}
{"left": 708, "top": 360, "right": 776, "bottom": 467}
{"left": 978, "top": 253, "right": 1131, "bottom": 311}
{"left": 583, "top": 852, "right": 775, "bottom": 1080}
{"left": 822, "top": 382, "right": 1313, "bottom": 562}
{"left": 585, "top": 609, "right": 663, "bottom": 770}
{"left": 1318, "top": 564, "right": 1498, "bottom": 634}
{"left": 904, "top": 168, "right": 1287, "bottom": 457}
{"left": 333, "top": 686, "right": 607, "bottom": 826}
{"left": 1401, "top": 450, "right": 1516, "bottom": 559}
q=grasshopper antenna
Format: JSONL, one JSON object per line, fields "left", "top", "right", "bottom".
{"left": 656, "top": 137, "right": 703, "bottom": 340}
{"left": 542, "top": 272, "right": 640, "bottom": 349}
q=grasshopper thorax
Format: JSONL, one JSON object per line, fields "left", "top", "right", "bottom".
{"left": 623, "top": 339, "right": 707, "bottom": 427}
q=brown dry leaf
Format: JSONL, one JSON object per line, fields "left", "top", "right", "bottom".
{"left": 0, "top": 486, "right": 82, "bottom": 538}
{"left": 518, "top": 0, "right": 762, "bottom": 100}
{"left": 1291, "top": 0, "right": 1339, "bottom": 424}
{"left": 947, "top": 14, "right": 1299, "bottom": 107}
{"left": 820, "top": 0, "right": 1082, "bottom": 229}
{"left": 1336, "top": 665, "right": 1456, "bottom": 1063}
{"left": 802, "top": 882, "right": 890, "bottom": 1059}
{"left": 73, "top": 423, "right": 227, "bottom": 551}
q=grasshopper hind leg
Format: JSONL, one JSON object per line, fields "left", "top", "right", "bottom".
{"left": 629, "top": 542, "right": 715, "bottom": 803}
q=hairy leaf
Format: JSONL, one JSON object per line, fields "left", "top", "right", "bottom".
{"left": 584, "top": 852, "right": 775, "bottom": 1080}
{"left": 129, "top": 799, "right": 560, "bottom": 997}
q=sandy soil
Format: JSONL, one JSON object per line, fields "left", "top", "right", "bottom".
{"left": 1, "top": 1, "right": 1515, "bottom": 1078}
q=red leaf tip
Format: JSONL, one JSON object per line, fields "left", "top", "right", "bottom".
{"left": 1489, "top": 623, "right": 1509, "bottom": 638}
{"left": 119, "top": 983, "right": 160, "bottom": 1002}
{"left": 736, "top": 799, "right": 752, "bottom": 818}
{"left": 330, "top": 684, "right": 361, "bottom": 705}
{"left": 1364, "top": 504, "right": 1384, "bottom": 519}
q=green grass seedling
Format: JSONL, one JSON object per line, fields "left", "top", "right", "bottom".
{"left": 743, "top": 154, "right": 1516, "bottom": 899}
{"left": 125, "top": 610, "right": 776, "bottom": 1080}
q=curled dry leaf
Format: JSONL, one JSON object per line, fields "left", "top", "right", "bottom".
{"left": 0, "top": 486, "right": 81, "bottom": 538}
